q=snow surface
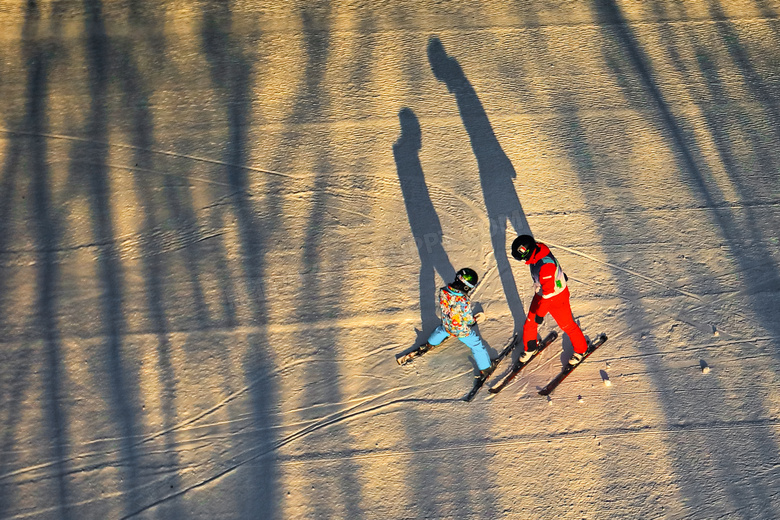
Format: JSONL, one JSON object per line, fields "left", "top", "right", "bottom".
{"left": 1, "top": 1, "right": 780, "bottom": 519}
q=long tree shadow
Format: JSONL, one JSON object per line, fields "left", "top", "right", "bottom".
{"left": 393, "top": 107, "right": 456, "bottom": 341}
{"left": 18, "top": 4, "right": 73, "bottom": 519}
{"left": 0, "top": 347, "right": 33, "bottom": 518}
{"left": 587, "top": 0, "right": 780, "bottom": 516}
{"left": 0, "top": 37, "right": 35, "bottom": 520}
{"left": 267, "top": 3, "right": 365, "bottom": 517}
{"left": 113, "top": 3, "right": 186, "bottom": 517}
{"left": 651, "top": 0, "right": 780, "bottom": 290}
{"left": 707, "top": 0, "right": 780, "bottom": 146}
{"left": 201, "top": 3, "right": 279, "bottom": 518}
{"left": 702, "top": 0, "right": 780, "bottom": 237}
{"left": 427, "top": 37, "right": 531, "bottom": 331}
{"left": 72, "top": 0, "right": 143, "bottom": 515}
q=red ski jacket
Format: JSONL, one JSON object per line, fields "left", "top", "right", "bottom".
{"left": 525, "top": 243, "right": 567, "bottom": 300}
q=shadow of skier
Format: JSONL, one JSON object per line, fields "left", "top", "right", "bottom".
{"left": 427, "top": 36, "right": 531, "bottom": 332}
{"left": 393, "top": 107, "right": 456, "bottom": 341}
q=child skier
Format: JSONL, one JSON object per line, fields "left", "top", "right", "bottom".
{"left": 423, "top": 268, "right": 492, "bottom": 378}
{"left": 511, "top": 235, "right": 589, "bottom": 366}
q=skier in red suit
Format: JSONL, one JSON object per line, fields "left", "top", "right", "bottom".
{"left": 511, "top": 235, "right": 589, "bottom": 366}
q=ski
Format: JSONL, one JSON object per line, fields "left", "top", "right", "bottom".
{"left": 462, "top": 334, "right": 519, "bottom": 402}
{"left": 538, "top": 333, "right": 608, "bottom": 397}
{"left": 487, "top": 330, "right": 560, "bottom": 395}
{"left": 396, "top": 336, "right": 453, "bottom": 366}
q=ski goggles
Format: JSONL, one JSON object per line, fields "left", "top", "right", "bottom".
{"left": 457, "top": 274, "right": 476, "bottom": 289}
{"left": 515, "top": 245, "right": 531, "bottom": 260}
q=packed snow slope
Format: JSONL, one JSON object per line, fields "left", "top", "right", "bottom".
{"left": 1, "top": 1, "right": 780, "bottom": 519}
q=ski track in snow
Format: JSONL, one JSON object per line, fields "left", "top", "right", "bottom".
{"left": 0, "top": 128, "right": 295, "bottom": 180}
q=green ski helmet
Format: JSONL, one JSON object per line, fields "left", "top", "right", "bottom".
{"left": 453, "top": 267, "right": 479, "bottom": 293}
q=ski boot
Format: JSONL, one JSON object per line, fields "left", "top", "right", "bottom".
{"left": 568, "top": 351, "right": 585, "bottom": 366}
{"left": 517, "top": 340, "right": 539, "bottom": 363}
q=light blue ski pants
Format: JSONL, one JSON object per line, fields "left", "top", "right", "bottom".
{"left": 427, "top": 325, "right": 491, "bottom": 370}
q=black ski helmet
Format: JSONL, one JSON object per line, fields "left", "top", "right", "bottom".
{"left": 511, "top": 235, "right": 537, "bottom": 261}
{"left": 452, "top": 267, "right": 479, "bottom": 293}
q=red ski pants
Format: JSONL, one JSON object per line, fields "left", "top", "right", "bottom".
{"left": 522, "top": 287, "right": 588, "bottom": 354}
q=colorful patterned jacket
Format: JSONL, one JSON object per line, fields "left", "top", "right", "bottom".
{"left": 438, "top": 285, "right": 475, "bottom": 337}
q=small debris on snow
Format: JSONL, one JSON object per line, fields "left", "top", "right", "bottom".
{"left": 700, "top": 359, "right": 711, "bottom": 374}
{"left": 578, "top": 395, "right": 584, "bottom": 403}
{"left": 547, "top": 396, "right": 553, "bottom": 405}
{"left": 600, "top": 370, "right": 612, "bottom": 386}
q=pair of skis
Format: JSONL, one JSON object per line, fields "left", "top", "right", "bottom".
{"left": 397, "top": 333, "right": 520, "bottom": 400}
{"left": 396, "top": 333, "right": 520, "bottom": 400}
{"left": 487, "top": 330, "right": 559, "bottom": 395}
{"left": 397, "top": 330, "right": 608, "bottom": 400}
{"left": 489, "top": 332, "right": 608, "bottom": 397}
